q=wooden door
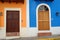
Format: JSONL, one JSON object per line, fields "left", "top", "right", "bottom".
{"left": 6, "top": 11, "right": 20, "bottom": 36}
{"left": 38, "top": 11, "right": 50, "bottom": 30}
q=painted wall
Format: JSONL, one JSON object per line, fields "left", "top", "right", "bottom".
{"left": 0, "top": 1, "right": 26, "bottom": 27}
{"left": 0, "top": 0, "right": 60, "bottom": 39}
{"left": 29, "top": 0, "right": 60, "bottom": 27}
{"left": 0, "top": 0, "right": 27, "bottom": 39}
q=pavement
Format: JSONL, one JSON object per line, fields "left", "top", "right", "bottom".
{"left": 4, "top": 37, "right": 37, "bottom": 40}
{"left": 1, "top": 35, "right": 60, "bottom": 40}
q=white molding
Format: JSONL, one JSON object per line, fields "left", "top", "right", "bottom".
{"left": 4, "top": 8, "right": 21, "bottom": 39}
{"left": 36, "top": 3, "right": 51, "bottom": 33}
{"left": 38, "top": 31, "right": 51, "bottom": 33}
{"left": 26, "top": 0, "right": 29, "bottom": 28}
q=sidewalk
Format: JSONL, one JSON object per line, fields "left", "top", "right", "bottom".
{"left": 1, "top": 35, "right": 60, "bottom": 40}
{"left": 6, "top": 37, "right": 37, "bottom": 40}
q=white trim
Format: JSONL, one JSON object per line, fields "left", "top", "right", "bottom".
{"left": 4, "top": 8, "right": 21, "bottom": 39}
{"left": 36, "top": 3, "right": 51, "bottom": 33}
{"left": 26, "top": 0, "right": 29, "bottom": 28}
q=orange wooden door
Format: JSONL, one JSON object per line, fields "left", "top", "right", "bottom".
{"left": 6, "top": 11, "right": 20, "bottom": 36}
{"left": 38, "top": 11, "right": 50, "bottom": 30}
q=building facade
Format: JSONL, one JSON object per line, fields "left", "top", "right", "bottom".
{"left": 0, "top": 0, "right": 60, "bottom": 39}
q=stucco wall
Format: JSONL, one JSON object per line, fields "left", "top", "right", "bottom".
{"left": 0, "top": 1, "right": 26, "bottom": 27}
{"left": 0, "top": 1, "right": 26, "bottom": 39}
{"left": 29, "top": 0, "right": 60, "bottom": 27}
{"left": 29, "top": 0, "right": 60, "bottom": 37}
{"left": 0, "top": 0, "right": 60, "bottom": 39}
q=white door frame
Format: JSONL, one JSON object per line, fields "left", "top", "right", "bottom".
{"left": 36, "top": 3, "right": 51, "bottom": 33}
{"left": 4, "top": 8, "right": 21, "bottom": 39}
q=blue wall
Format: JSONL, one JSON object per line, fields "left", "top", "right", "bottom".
{"left": 29, "top": 0, "right": 60, "bottom": 27}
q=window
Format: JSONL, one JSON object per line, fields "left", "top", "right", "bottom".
{"left": 38, "top": 5, "right": 49, "bottom": 11}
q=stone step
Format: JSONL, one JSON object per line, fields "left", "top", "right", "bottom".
{"left": 38, "top": 32, "right": 52, "bottom": 37}
{"left": 6, "top": 32, "right": 20, "bottom": 36}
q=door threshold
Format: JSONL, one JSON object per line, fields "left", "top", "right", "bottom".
{"left": 38, "top": 31, "right": 52, "bottom": 36}
{"left": 6, "top": 32, "right": 20, "bottom": 36}
{"left": 6, "top": 36, "right": 20, "bottom": 39}
{"left": 38, "top": 30, "right": 51, "bottom": 33}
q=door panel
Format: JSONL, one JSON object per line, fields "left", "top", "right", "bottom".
{"left": 43, "top": 21, "right": 49, "bottom": 30}
{"left": 38, "top": 21, "right": 43, "bottom": 30}
{"left": 43, "top": 11, "right": 49, "bottom": 20}
{"left": 38, "top": 11, "right": 43, "bottom": 20}
{"left": 6, "top": 11, "right": 20, "bottom": 36}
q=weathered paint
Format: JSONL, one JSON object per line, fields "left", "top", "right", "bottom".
{"left": 29, "top": 0, "right": 60, "bottom": 27}
{"left": 0, "top": 1, "right": 26, "bottom": 27}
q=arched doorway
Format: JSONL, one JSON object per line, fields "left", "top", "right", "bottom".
{"left": 36, "top": 3, "right": 51, "bottom": 36}
{"left": 38, "top": 5, "right": 50, "bottom": 30}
